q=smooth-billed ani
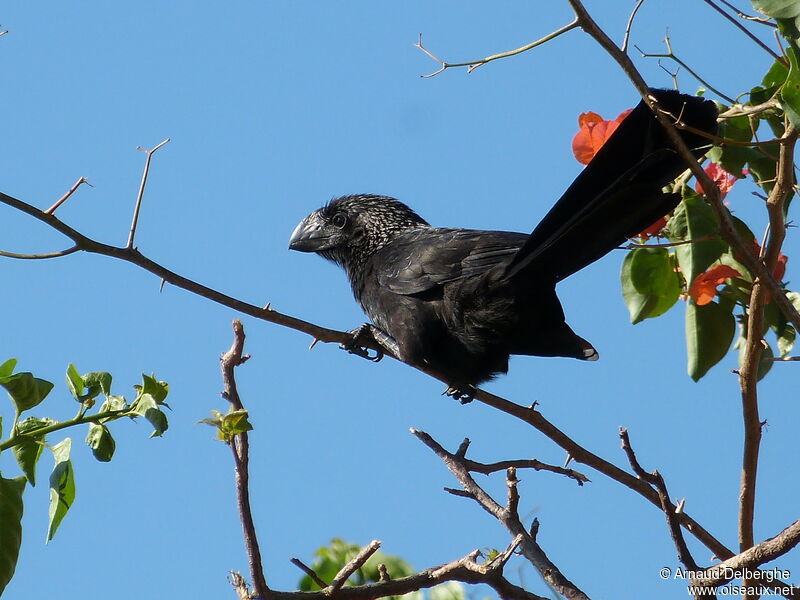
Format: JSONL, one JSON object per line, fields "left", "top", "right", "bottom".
{"left": 289, "top": 90, "right": 718, "bottom": 397}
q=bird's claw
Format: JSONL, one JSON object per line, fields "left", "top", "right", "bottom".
{"left": 443, "top": 385, "right": 476, "bottom": 404}
{"left": 340, "top": 341, "right": 384, "bottom": 362}
{"left": 340, "top": 325, "right": 384, "bottom": 362}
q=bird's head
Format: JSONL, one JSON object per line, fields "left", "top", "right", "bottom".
{"left": 289, "top": 194, "right": 429, "bottom": 269}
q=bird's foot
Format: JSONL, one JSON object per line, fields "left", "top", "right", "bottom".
{"left": 340, "top": 324, "right": 384, "bottom": 362}
{"left": 443, "top": 385, "right": 477, "bottom": 404}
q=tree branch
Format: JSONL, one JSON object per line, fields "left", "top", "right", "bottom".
{"left": 412, "top": 428, "right": 591, "bottom": 600}
{"left": 415, "top": 19, "right": 580, "bottom": 77}
{"left": 220, "top": 320, "right": 270, "bottom": 599}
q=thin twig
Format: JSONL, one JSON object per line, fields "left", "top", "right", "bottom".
{"left": 635, "top": 34, "right": 736, "bottom": 103}
{"left": 621, "top": 0, "right": 646, "bottom": 54}
{"left": 290, "top": 558, "right": 329, "bottom": 589}
{"left": 0, "top": 246, "right": 80, "bottom": 260}
{"left": 620, "top": 430, "right": 699, "bottom": 573}
{"left": 221, "top": 320, "right": 270, "bottom": 599}
{"left": 701, "top": 0, "right": 784, "bottom": 64}
{"left": 465, "top": 457, "right": 589, "bottom": 486}
{"left": 328, "top": 540, "right": 381, "bottom": 594}
{"left": 718, "top": 0, "right": 778, "bottom": 26}
{"left": 415, "top": 19, "right": 579, "bottom": 78}
{"left": 44, "top": 177, "right": 92, "bottom": 214}
{"left": 127, "top": 138, "right": 170, "bottom": 249}
{"left": 619, "top": 234, "right": 718, "bottom": 250}
{"left": 412, "top": 428, "right": 591, "bottom": 600}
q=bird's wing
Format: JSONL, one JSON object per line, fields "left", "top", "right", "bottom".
{"left": 375, "top": 228, "right": 528, "bottom": 295}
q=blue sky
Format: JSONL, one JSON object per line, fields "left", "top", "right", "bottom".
{"left": 1, "top": 2, "right": 798, "bottom": 599}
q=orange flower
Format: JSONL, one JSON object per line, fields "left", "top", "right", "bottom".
{"left": 572, "top": 108, "right": 633, "bottom": 165}
{"left": 637, "top": 216, "right": 668, "bottom": 239}
{"left": 695, "top": 162, "right": 741, "bottom": 200}
{"left": 688, "top": 265, "right": 742, "bottom": 305}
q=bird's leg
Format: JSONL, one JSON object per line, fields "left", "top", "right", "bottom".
{"left": 340, "top": 323, "right": 399, "bottom": 362}
{"left": 442, "top": 385, "right": 477, "bottom": 404}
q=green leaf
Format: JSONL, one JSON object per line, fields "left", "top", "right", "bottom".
{"left": 621, "top": 248, "right": 680, "bottom": 323}
{"left": 13, "top": 417, "right": 54, "bottom": 486}
{"left": 65, "top": 364, "right": 84, "bottom": 402}
{"left": 98, "top": 394, "right": 127, "bottom": 417}
{"left": 0, "top": 359, "right": 17, "bottom": 379}
{"left": 131, "top": 374, "right": 170, "bottom": 437}
{"left": 752, "top": 0, "right": 800, "bottom": 19}
{"left": 47, "top": 438, "right": 75, "bottom": 542}
{"left": 199, "top": 409, "right": 254, "bottom": 443}
{"left": 0, "top": 372, "right": 54, "bottom": 413}
{"left": 83, "top": 371, "right": 112, "bottom": 398}
{"left": 781, "top": 44, "right": 800, "bottom": 128}
{"left": 686, "top": 300, "right": 736, "bottom": 381}
{"left": 668, "top": 195, "right": 728, "bottom": 285}
{"left": 132, "top": 395, "right": 168, "bottom": 437}
{"left": 137, "top": 374, "right": 169, "bottom": 405}
{"left": 0, "top": 474, "right": 26, "bottom": 596}
{"left": 85, "top": 423, "right": 116, "bottom": 462}
{"left": 777, "top": 324, "right": 796, "bottom": 355}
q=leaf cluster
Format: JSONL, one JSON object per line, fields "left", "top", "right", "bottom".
{"left": 0, "top": 360, "right": 170, "bottom": 596}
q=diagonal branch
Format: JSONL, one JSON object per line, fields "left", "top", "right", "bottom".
{"left": 412, "top": 428, "right": 591, "bottom": 600}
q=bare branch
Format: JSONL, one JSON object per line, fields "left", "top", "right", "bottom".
{"left": 466, "top": 457, "right": 589, "bottom": 485}
{"left": 717, "top": 0, "right": 777, "bottom": 26}
{"left": 44, "top": 176, "right": 92, "bottom": 214}
{"left": 415, "top": 19, "right": 579, "bottom": 78}
{"left": 127, "top": 138, "right": 170, "bottom": 249}
{"left": 700, "top": 0, "right": 784, "bottom": 63}
{"left": 621, "top": 0, "right": 646, "bottom": 54}
{"left": 328, "top": 541, "right": 381, "bottom": 594}
{"left": 634, "top": 33, "right": 736, "bottom": 103}
{"left": 220, "top": 320, "right": 269, "bottom": 599}
{"left": 411, "top": 428, "right": 591, "bottom": 600}
{"left": 0, "top": 246, "right": 80, "bottom": 260}
{"left": 291, "top": 559, "right": 329, "bottom": 589}
{"left": 696, "top": 521, "right": 800, "bottom": 587}
{"left": 738, "top": 123, "right": 797, "bottom": 585}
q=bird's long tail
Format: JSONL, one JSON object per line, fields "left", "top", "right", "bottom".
{"left": 501, "top": 89, "right": 719, "bottom": 282}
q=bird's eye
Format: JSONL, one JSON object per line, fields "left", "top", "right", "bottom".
{"left": 332, "top": 213, "right": 348, "bottom": 229}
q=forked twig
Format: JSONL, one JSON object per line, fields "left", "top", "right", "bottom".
{"left": 127, "top": 138, "right": 170, "bottom": 249}
{"left": 415, "top": 19, "right": 579, "bottom": 78}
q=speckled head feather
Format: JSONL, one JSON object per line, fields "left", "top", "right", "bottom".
{"left": 314, "top": 194, "right": 430, "bottom": 272}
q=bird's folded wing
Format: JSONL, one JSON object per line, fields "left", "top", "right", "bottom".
{"left": 376, "top": 228, "right": 528, "bottom": 295}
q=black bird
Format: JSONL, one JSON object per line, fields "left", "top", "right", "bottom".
{"left": 289, "top": 90, "right": 718, "bottom": 398}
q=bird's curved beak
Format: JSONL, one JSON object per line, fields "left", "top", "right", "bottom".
{"left": 288, "top": 213, "right": 333, "bottom": 252}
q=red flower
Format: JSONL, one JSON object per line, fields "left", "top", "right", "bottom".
{"left": 695, "top": 163, "right": 742, "bottom": 200}
{"left": 572, "top": 108, "right": 633, "bottom": 165}
{"left": 637, "top": 216, "right": 668, "bottom": 239}
{"left": 688, "top": 265, "right": 742, "bottom": 305}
